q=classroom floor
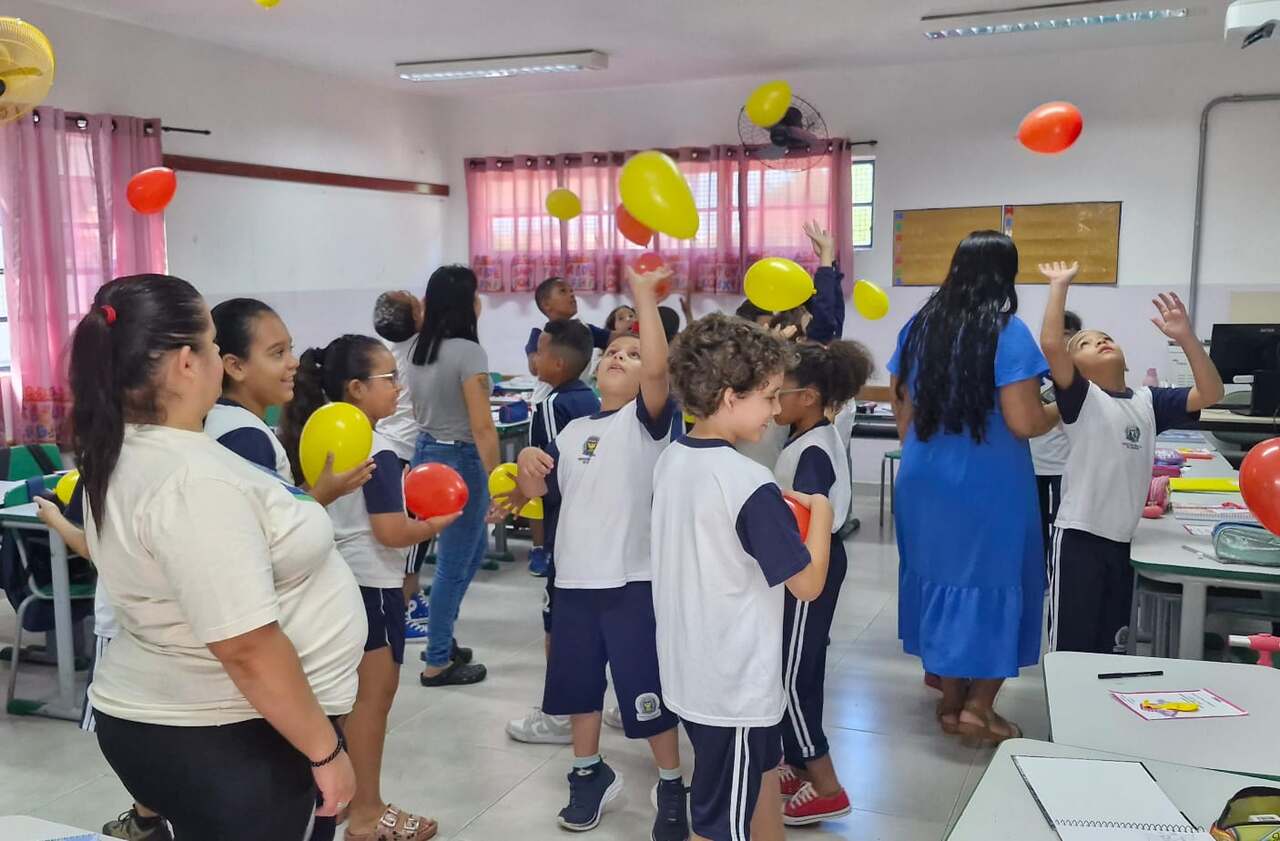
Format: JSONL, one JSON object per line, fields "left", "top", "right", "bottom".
{"left": 0, "top": 491, "right": 1051, "bottom": 841}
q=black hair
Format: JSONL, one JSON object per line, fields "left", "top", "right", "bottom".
{"left": 658, "top": 306, "right": 681, "bottom": 343}
{"left": 735, "top": 299, "right": 770, "bottom": 322}
{"left": 210, "top": 297, "right": 278, "bottom": 389}
{"left": 768, "top": 306, "right": 809, "bottom": 340}
{"left": 374, "top": 293, "right": 417, "bottom": 343}
{"left": 604, "top": 305, "right": 636, "bottom": 333}
{"left": 69, "top": 274, "right": 208, "bottom": 529}
{"left": 894, "top": 230, "right": 1019, "bottom": 443}
{"left": 541, "top": 319, "right": 593, "bottom": 381}
{"left": 1063, "top": 309, "right": 1083, "bottom": 334}
{"left": 411, "top": 265, "right": 479, "bottom": 366}
{"left": 279, "top": 334, "right": 384, "bottom": 483}
{"left": 788, "top": 340, "right": 875, "bottom": 410}
{"left": 534, "top": 276, "right": 567, "bottom": 316}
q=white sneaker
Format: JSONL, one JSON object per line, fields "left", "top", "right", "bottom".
{"left": 506, "top": 707, "right": 572, "bottom": 744}
{"left": 602, "top": 705, "right": 624, "bottom": 730}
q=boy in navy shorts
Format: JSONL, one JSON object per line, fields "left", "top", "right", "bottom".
{"left": 515, "top": 265, "right": 688, "bottom": 839}
{"left": 654, "top": 313, "right": 835, "bottom": 841}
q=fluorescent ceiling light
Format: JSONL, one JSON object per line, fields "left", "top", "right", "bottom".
{"left": 924, "top": 7, "right": 1188, "bottom": 39}
{"left": 397, "top": 50, "right": 607, "bottom": 82}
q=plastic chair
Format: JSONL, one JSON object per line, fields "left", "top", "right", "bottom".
{"left": 0, "top": 444, "right": 63, "bottom": 481}
{"left": 879, "top": 449, "right": 901, "bottom": 527}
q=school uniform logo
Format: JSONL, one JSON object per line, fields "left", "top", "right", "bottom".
{"left": 635, "top": 691, "right": 662, "bottom": 722}
{"left": 1124, "top": 425, "right": 1141, "bottom": 449}
{"left": 579, "top": 436, "right": 601, "bottom": 464}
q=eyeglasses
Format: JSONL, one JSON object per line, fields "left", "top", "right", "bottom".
{"left": 776, "top": 387, "right": 815, "bottom": 397}
{"left": 365, "top": 372, "right": 400, "bottom": 385}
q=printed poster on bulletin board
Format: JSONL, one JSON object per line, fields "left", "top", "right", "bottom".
{"left": 1004, "top": 201, "right": 1121, "bottom": 284}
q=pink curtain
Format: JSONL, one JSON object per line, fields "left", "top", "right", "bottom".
{"left": 0, "top": 109, "right": 166, "bottom": 443}
{"left": 466, "top": 155, "right": 563, "bottom": 293}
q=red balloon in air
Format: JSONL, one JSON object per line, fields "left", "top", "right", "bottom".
{"left": 784, "top": 496, "right": 811, "bottom": 542}
{"left": 1017, "top": 101, "right": 1083, "bottom": 155}
{"left": 635, "top": 252, "right": 665, "bottom": 273}
{"left": 126, "top": 166, "right": 178, "bottom": 215}
{"left": 616, "top": 203, "right": 654, "bottom": 247}
{"left": 1241, "top": 437, "right": 1280, "bottom": 535}
{"left": 404, "top": 463, "right": 469, "bottom": 520}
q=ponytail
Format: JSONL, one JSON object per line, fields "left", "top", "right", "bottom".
{"left": 789, "top": 339, "right": 876, "bottom": 411}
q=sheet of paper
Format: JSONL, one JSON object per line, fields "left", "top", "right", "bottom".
{"left": 1110, "top": 688, "right": 1247, "bottom": 721}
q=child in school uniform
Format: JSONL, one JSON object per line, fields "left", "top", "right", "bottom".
{"left": 524, "top": 276, "right": 614, "bottom": 376}
{"left": 771, "top": 340, "right": 873, "bottom": 826}
{"left": 654, "top": 313, "right": 835, "bottom": 841}
{"left": 1038, "top": 262, "right": 1223, "bottom": 654}
{"left": 283, "top": 334, "right": 461, "bottom": 841}
{"left": 512, "top": 266, "right": 689, "bottom": 839}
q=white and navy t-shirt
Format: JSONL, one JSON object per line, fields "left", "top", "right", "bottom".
{"left": 530, "top": 378, "right": 600, "bottom": 451}
{"left": 1053, "top": 369, "right": 1197, "bottom": 543}
{"left": 736, "top": 420, "right": 789, "bottom": 470}
{"left": 546, "top": 396, "right": 675, "bottom": 589}
{"left": 377, "top": 340, "right": 420, "bottom": 463}
{"left": 326, "top": 431, "right": 408, "bottom": 589}
{"left": 204, "top": 398, "right": 293, "bottom": 483}
{"left": 773, "top": 420, "right": 851, "bottom": 532}
{"left": 651, "top": 438, "right": 811, "bottom": 727}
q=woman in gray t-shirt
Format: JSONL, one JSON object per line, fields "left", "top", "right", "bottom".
{"left": 406, "top": 265, "right": 499, "bottom": 686}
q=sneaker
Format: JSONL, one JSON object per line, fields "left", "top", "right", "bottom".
{"left": 651, "top": 777, "right": 690, "bottom": 841}
{"left": 602, "top": 705, "right": 624, "bottom": 730}
{"left": 782, "top": 782, "right": 852, "bottom": 826}
{"left": 406, "top": 592, "right": 430, "bottom": 621}
{"left": 102, "top": 809, "right": 173, "bottom": 841}
{"left": 777, "top": 763, "right": 803, "bottom": 798}
{"left": 558, "top": 760, "right": 623, "bottom": 831}
{"left": 420, "top": 639, "right": 473, "bottom": 664}
{"left": 506, "top": 707, "right": 572, "bottom": 744}
{"left": 528, "top": 546, "right": 550, "bottom": 577}
{"left": 404, "top": 619, "right": 430, "bottom": 644}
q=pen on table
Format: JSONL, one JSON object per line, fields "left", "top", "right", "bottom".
{"left": 1097, "top": 670, "right": 1164, "bottom": 680}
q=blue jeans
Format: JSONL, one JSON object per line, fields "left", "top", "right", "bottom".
{"left": 414, "top": 433, "right": 490, "bottom": 668}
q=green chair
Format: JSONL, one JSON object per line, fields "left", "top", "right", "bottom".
{"left": 0, "top": 444, "right": 63, "bottom": 481}
{"left": 879, "top": 449, "right": 902, "bottom": 528}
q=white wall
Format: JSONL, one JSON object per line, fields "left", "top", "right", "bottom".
{"left": 6, "top": 0, "right": 456, "bottom": 350}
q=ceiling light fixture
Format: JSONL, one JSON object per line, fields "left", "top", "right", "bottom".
{"left": 924, "top": 7, "right": 1188, "bottom": 39}
{"left": 396, "top": 50, "right": 607, "bottom": 82}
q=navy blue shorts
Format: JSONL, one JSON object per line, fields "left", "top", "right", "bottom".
{"left": 682, "top": 720, "right": 782, "bottom": 841}
{"left": 541, "top": 559, "right": 556, "bottom": 634}
{"left": 360, "top": 586, "right": 406, "bottom": 665}
{"left": 542, "top": 582, "right": 677, "bottom": 740}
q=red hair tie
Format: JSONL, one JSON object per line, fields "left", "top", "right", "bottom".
{"left": 100, "top": 304, "right": 117, "bottom": 325}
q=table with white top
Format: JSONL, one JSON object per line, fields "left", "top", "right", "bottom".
{"left": 946, "top": 738, "right": 1260, "bottom": 841}
{"left": 1043, "top": 651, "right": 1280, "bottom": 778}
{"left": 0, "top": 815, "right": 101, "bottom": 840}
{"left": 1198, "top": 407, "right": 1280, "bottom": 435}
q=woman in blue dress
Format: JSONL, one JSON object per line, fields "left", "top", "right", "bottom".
{"left": 888, "top": 231, "right": 1057, "bottom": 744}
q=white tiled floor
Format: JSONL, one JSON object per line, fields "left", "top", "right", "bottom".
{"left": 0, "top": 493, "right": 1050, "bottom": 840}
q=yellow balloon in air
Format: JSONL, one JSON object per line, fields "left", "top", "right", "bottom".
{"left": 619, "top": 151, "right": 700, "bottom": 241}
{"left": 744, "top": 80, "right": 792, "bottom": 128}
{"left": 256, "top": 0, "right": 281, "bottom": 7}
{"left": 545, "top": 189, "right": 582, "bottom": 221}
{"left": 299, "top": 402, "right": 373, "bottom": 487}
{"left": 743, "top": 257, "right": 815, "bottom": 312}
{"left": 853, "top": 279, "right": 890, "bottom": 321}
{"left": 55, "top": 470, "right": 79, "bottom": 506}
{"left": 488, "top": 463, "right": 519, "bottom": 497}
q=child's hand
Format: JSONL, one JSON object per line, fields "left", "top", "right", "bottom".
{"left": 1039, "top": 261, "right": 1079, "bottom": 287}
{"left": 425, "top": 510, "right": 463, "bottom": 533}
{"left": 310, "top": 453, "right": 376, "bottom": 505}
{"left": 518, "top": 446, "right": 555, "bottom": 480}
{"left": 34, "top": 495, "right": 64, "bottom": 527}
{"left": 1151, "top": 292, "right": 1193, "bottom": 342}
{"left": 802, "top": 220, "right": 835, "bottom": 264}
{"left": 626, "top": 264, "right": 673, "bottom": 299}
{"left": 486, "top": 489, "right": 530, "bottom": 524}
{"left": 785, "top": 490, "right": 832, "bottom": 517}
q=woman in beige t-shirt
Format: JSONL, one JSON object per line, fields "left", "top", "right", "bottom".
{"left": 68, "top": 274, "right": 365, "bottom": 841}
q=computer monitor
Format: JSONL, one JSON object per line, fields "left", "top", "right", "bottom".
{"left": 1210, "top": 323, "right": 1280, "bottom": 383}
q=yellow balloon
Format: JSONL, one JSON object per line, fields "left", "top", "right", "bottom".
{"left": 853, "top": 279, "right": 890, "bottom": 320}
{"left": 683, "top": 411, "right": 697, "bottom": 425}
{"left": 545, "top": 188, "right": 582, "bottom": 221}
{"left": 54, "top": 470, "right": 79, "bottom": 506}
{"left": 299, "top": 402, "right": 373, "bottom": 487}
{"left": 488, "top": 463, "right": 518, "bottom": 497}
{"left": 744, "top": 80, "right": 792, "bottom": 128}
{"left": 519, "top": 497, "right": 544, "bottom": 520}
{"left": 619, "top": 151, "right": 700, "bottom": 241}
{"left": 256, "top": 0, "right": 281, "bottom": 6}
{"left": 743, "top": 257, "right": 815, "bottom": 312}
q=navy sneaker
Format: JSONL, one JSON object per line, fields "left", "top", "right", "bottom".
{"left": 652, "top": 777, "right": 689, "bottom": 841}
{"left": 528, "top": 547, "right": 550, "bottom": 578}
{"left": 558, "top": 760, "right": 623, "bottom": 831}
{"left": 406, "top": 592, "right": 430, "bottom": 621}
{"left": 404, "top": 619, "right": 429, "bottom": 644}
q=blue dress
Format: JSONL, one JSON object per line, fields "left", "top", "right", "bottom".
{"left": 888, "top": 315, "right": 1048, "bottom": 679}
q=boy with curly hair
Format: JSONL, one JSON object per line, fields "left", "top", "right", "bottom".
{"left": 652, "top": 313, "right": 835, "bottom": 841}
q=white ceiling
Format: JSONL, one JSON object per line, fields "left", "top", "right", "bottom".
{"left": 33, "top": 0, "right": 1232, "bottom": 95}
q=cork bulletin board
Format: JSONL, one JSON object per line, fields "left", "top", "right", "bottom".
{"left": 891, "top": 206, "right": 1003, "bottom": 286}
{"left": 1004, "top": 201, "right": 1121, "bottom": 285}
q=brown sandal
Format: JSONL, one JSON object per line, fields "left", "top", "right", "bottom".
{"left": 343, "top": 804, "right": 438, "bottom": 841}
{"left": 935, "top": 701, "right": 961, "bottom": 735}
{"left": 954, "top": 705, "right": 1022, "bottom": 747}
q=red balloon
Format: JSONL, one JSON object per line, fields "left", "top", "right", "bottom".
{"left": 616, "top": 203, "right": 654, "bottom": 247}
{"left": 1241, "top": 437, "right": 1280, "bottom": 535}
{"left": 784, "top": 496, "right": 811, "bottom": 542}
{"left": 126, "top": 167, "right": 178, "bottom": 215}
{"left": 1017, "top": 101, "right": 1084, "bottom": 155}
{"left": 635, "top": 252, "right": 665, "bottom": 274}
{"left": 405, "top": 463, "right": 469, "bottom": 520}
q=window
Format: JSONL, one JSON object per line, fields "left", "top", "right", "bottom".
{"left": 0, "top": 225, "right": 9, "bottom": 372}
{"left": 852, "top": 158, "right": 875, "bottom": 250}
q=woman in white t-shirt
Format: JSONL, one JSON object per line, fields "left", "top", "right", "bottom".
{"left": 68, "top": 274, "right": 365, "bottom": 841}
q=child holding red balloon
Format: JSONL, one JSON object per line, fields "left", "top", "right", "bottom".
{"left": 771, "top": 339, "right": 873, "bottom": 826}
{"left": 285, "top": 334, "right": 461, "bottom": 841}
{"left": 653, "top": 313, "right": 834, "bottom": 841}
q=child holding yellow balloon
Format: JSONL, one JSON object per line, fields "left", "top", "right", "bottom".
{"left": 283, "top": 334, "right": 462, "bottom": 841}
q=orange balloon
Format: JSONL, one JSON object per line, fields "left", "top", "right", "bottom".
{"left": 635, "top": 252, "right": 664, "bottom": 274}
{"left": 404, "top": 463, "right": 469, "bottom": 520}
{"left": 1241, "top": 437, "right": 1280, "bottom": 535}
{"left": 616, "top": 203, "right": 653, "bottom": 247}
{"left": 126, "top": 167, "right": 177, "bottom": 215}
{"left": 1017, "top": 101, "right": 1083, "bottom": 154}
{"left": 784, "top": 496, "right": 811, "bottom": 541}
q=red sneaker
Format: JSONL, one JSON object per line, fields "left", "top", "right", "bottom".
{"left": 777, "top": 763, "right": 803, "bottom": 798}
{"left": 783, "top": 782, "right": 852, "bottom": 826}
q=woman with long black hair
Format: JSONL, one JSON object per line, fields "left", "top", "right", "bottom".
{"left": 888, "top": 232, "right": 1056, "bottom": 745}
{"left": 405, "top": 265, "right": 499, "bottom": 686}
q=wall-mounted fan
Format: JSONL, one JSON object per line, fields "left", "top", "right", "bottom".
{"left": 737, "top": 94, "right": 830, "bottom": 172}
{"left": 0, "top": 18, "right": 56, "bottom": 125}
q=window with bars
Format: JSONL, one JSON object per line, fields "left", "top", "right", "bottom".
{"left": 852, "top": 158, "right": 875, "bottom": 250}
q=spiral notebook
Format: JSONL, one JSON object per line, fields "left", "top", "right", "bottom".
{"left": 1013, "top": 755, "right": 1214, "bottom": 841}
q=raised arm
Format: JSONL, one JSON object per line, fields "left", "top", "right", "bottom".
{"left": 1038, "top": 261, "right": 1079, "bottom": 389}
{"left": 628, "top": 264, "right": 673, "bottom": 418}
{"left": 1150, "top": 292, "right": 1223, "bottom": 411}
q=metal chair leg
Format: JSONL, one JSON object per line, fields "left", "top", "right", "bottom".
{"left": 879, "top": 457, "right": 887, "bottom": 527}
{"left": 889, "top": 459, "right": 896, "bottom": 517}
{"left": 6, "top": 594, "right": 34, "bottom": 708}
